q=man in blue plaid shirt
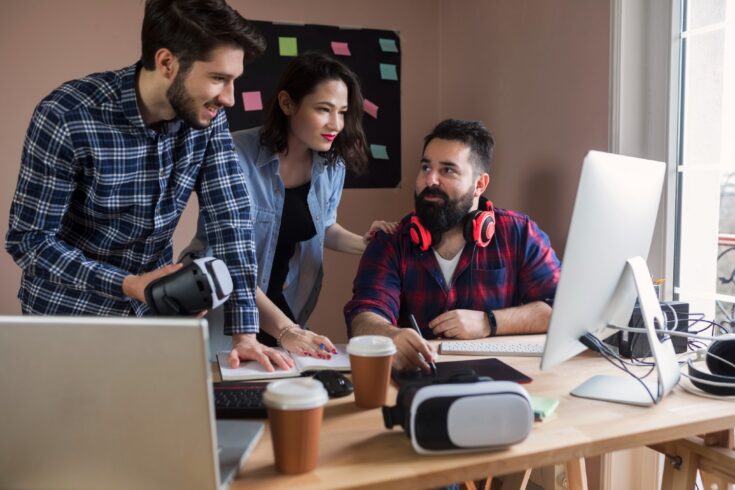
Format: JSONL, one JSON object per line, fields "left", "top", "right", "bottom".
{"left": 5, "top": 0, "right": 293, "bottom": 371}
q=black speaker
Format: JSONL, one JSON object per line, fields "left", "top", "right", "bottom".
{"left": 604, "top": 301, "right": 689, "bottom": 358}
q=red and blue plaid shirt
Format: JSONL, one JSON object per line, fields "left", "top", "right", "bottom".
{"left": 344, "top": 207, "right": 561, "bottom": 338}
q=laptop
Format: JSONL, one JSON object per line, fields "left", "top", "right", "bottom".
{"left": 0, "top": 316, "right": 263, "bottom": 490}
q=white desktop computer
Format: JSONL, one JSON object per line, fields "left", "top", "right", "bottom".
{"left": 540, "top": 150, "right": 680, "bottom": 406}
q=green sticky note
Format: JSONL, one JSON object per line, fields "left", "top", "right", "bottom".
{"left": 531, "top": 396, "right": 559, "bottom": 421}
{"left": 379, "top": 38, "right": 399, "bottom": 53}
{"left": 379, "top": 63, "right": 398, "bottom": 81}
{"left": 279, "top": 37, "right": 298, "bottom": 56}
{"left": 370, "top": 144, "right": 389, "bottom": 160}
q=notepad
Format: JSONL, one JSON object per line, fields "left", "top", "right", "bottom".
{"left": 530, "top": 396, "right": 559, "bottom": 421}
{"left": 217, "top": 344, "right": 350, "bottom": 381}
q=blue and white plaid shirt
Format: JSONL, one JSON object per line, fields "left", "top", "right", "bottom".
{"left": 6, "top": 63, "right": 259, "bottom": 334}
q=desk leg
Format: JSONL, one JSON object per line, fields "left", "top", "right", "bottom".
{"left": 699, "top": 430, "right": 735, "bottom": 490}
{"left": 565, "top": 458, "right": 588, "bottom": 490}
{"left": 658, "top": 442, "right": 699, "bottom": 490}
{"left": 650, "top": 436, "right": 735, "bottom": 490}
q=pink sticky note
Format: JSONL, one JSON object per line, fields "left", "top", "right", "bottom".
{"left": 331, "top": 41, "right": 351, "bottom": 56}
{"left": 363, "top": 99, "right": 379, "bottom": 119}
{"left": 242, "top": 91, "right": 263, "bottom": 111}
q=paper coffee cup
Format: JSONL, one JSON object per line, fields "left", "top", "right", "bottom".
{"left": 346, "top": 335, "right": 397, "bottom": 409}
{"left": 263, "top": 378, "right": 328, "bottom": 474}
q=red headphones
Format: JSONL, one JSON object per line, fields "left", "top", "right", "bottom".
{"left": 409, "top": 197, "right": 496, "bottom": 251}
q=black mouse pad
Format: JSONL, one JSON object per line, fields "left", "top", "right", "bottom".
{"left": 391, "top": 358, "right": 532, "bottom": 387}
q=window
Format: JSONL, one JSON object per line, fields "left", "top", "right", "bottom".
{"left": 674, "top": 0, "right": 734, "bottom": 327}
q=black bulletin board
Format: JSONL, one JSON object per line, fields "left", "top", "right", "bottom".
{"left": 225, "top": 20, "right": 401, "bottom": 189}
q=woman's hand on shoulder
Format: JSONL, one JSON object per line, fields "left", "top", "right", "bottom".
{"left": 363, "top": 220, "right": 399, "bottom": 245}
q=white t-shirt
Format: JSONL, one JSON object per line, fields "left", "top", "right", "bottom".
{"left": 433, "top": 249, "right": 462, "bottom": 288}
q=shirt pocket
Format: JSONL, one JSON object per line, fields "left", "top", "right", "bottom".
{"left": 468, "top": 266, "right": 512, "bottom": 310}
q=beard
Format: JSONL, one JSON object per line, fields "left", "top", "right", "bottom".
{"left": 414, "top": 186, "right": 474, "bottom": 240}
{"left": 166, "top": 70, "right": 211, "bottom": 130}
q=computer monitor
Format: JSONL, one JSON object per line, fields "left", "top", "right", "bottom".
{"left": 539, "top": 150, "right": 680, "bottom": 406}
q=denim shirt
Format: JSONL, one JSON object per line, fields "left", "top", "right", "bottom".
{"left": 183, "top": 127, "right": 345, "bottom": 327}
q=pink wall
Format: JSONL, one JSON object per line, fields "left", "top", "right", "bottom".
{"left": 438, "top": 1, "right": 610, "bottom": 254}
{"left": 0, "top": 0, "right": 608, "bottom": 343}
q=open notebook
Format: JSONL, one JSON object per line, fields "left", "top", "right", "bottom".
{"left": 217, "top": 344, "right": 350, "bottom": 382}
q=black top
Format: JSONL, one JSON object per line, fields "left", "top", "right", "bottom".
{"left": 259, "top": 181, "right": 316, "bottom": 346}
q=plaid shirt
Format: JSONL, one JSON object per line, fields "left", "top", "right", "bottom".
{"left": 6, "top": 63, "right": 259, "bottom": 334}
{"left": 344, "top": 207, "right": 561, "bottom": 338}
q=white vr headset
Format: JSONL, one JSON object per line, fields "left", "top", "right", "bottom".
{"left": 383, "top": 374, "right": 533, "bottom": 454}
{"left": 145, "top": 257, "right": 233, "bottom": 315}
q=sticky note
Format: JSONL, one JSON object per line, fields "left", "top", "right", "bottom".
{"left": 370, "top": 144, "right": 389, "bottom": 160}
{"left": 279, "top": 37, "right": 298, "bottom": 56}
{"left": 363, "top": 99, "right": 379, "bottom": 119}
{"left": 242, "top": 91, "right": 263, "bottom": 111}
{"left": 379, "top": 63, "right": 398, "bottom": 81}
{"left": 331, "top": 41, "right": 351, "bottom": 56}
{"left": 379, "top": 38, "right": 399, "bottom": 53}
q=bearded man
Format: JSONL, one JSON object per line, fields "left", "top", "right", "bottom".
{"left": 344, "top": 119, "right": 561, "bottom": 371}
{"left": 6, "top": 0, "right": 293, "bottom": 370}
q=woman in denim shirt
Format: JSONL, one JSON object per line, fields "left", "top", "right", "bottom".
{"left": 184, "top": 53, "right": 396, "bottom": 368}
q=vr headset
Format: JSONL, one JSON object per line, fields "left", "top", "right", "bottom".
{"left": 144, "top": 257, "right": 233, "bottom": 315}
{"left": 383, "top": 372, "right": 533, "bottom": 454}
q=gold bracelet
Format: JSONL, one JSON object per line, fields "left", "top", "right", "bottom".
{"left": 276, "top": 324, "right": 299, "bottom": 348}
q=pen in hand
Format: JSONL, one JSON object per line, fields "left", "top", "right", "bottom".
{"left": 409, "top": 314, "right": 437, "bottom": 376}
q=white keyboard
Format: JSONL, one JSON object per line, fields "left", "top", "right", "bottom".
{"left": 440, "top": 340, "right": 545, "bottom": 357}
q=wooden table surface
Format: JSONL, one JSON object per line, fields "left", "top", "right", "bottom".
{"left": 226, "top": 336, "right": 735, "bottom": 490}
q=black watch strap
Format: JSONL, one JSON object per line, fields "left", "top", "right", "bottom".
{"left": 486, "top": 310, "right": 498, "bottom": 337}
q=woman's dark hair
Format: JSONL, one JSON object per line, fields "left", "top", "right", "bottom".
{"left": 260, "top": 52, "right": 368, "bottom": 174}
{"left": 141, "top": 0, "right": 266, "bottom": 73}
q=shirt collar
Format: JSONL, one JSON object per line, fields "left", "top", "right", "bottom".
{"left": 254, "top": 141, "right": 329, "bottom": 175}
{"left": 120, "top": 62, "right": 186, "bottom": 137}
{"left": 120, "top": 63, "right": 147, "bottom": 131}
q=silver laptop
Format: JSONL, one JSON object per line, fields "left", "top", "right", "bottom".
{"left": 0, "top": 316, "right": 263, "bottom": 490}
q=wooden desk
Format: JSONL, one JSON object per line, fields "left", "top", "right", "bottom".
{"left": 228, "top": 336, "right": 735, "bottom": 489}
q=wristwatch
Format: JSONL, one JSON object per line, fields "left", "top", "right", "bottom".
{"left": 486, "top": 310, "right": 498, "bottom": 337}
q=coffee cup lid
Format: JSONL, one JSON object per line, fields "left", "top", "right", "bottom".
{"left": 263, "top": 378, "right": 329, "bottom": 410}
{"left": 346, "top": 335, "right": 397, "bottom": 357}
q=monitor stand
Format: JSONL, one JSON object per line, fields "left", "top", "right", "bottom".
{"left": 570, "top": 257, "right": 681, "bottom": 406}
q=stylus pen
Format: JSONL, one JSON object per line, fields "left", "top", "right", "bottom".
{"left": 409, "top": 314, "right": 437, "bottom": 375}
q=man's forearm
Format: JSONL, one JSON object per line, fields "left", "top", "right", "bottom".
{"left": 350, "top": 311, "right": 400, "bottom": 338}
{"left": 494, "top": 301, "right": 552, "bottom": 335}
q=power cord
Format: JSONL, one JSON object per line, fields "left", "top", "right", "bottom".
{"left": 580, "top": 333, "right": 658, "bottom": 404}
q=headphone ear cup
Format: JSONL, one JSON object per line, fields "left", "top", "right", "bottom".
{"left": 688, "top": 359, "right": 735, "bottom": 396}
{"left": 409, "top": 215, "right": 432, "bottom": 251}
{"left": 462, "top": 211, "right": 480, "bottom": 244}
{"left": 463, "top": 210, "right": 495, "bottom": 248}
{"left": 706, "top": 339, "right": 735, "bottom": 376}
{"left": 474, "top": 212, "right": 495, "bottom": 247}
